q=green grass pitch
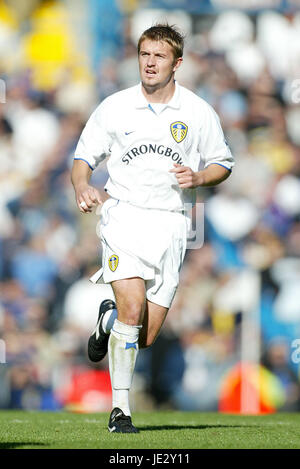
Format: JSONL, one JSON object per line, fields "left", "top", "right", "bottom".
{"left": 0, "top": 410, "right": 300, "bottom": 449}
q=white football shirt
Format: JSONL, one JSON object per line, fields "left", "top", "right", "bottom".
{"left": 74, "top": 81, "right": 234, "bottom": 211}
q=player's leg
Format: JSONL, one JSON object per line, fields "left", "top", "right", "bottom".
{"left": 139, "top": 213, "right": 186, "bottom": 348}
{"left": 139, "top": 300, "right": 169, "bottom": 349}
{"left": 92, "top": 297, "right": 169, "bottom": 348}
{"left": 112, "top": 277, "right": 146, "bottom": 326}
{"left": 107, "top": 277, "right": 145, "bottom": 433}
{"left": 88, "top": 293, "right": 167, "bottom": 359}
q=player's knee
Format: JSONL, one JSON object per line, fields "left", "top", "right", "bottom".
{"left": 118, "top": 300, "right": 144, "bottom": 326}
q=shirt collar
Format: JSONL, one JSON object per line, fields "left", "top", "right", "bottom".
{"left": 135, "top": 81, "right": 181, "bottom": 110}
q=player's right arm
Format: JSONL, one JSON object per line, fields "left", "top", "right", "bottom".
{"left": 71, "top": 159, "right": 102, "bottom": 213}
{"left": 71, "top": 100, "right": 112, "bottom": 213}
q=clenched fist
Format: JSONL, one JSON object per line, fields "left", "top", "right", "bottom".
{"left": 169, "top": 163, "right": 203, "bottom": 189}
{"left": 75, "top": 183, "right": 102, "bottom": 213}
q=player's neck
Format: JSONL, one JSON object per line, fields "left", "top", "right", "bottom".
{"left": 141, "top": 77, "right": 176, "bottom": 104}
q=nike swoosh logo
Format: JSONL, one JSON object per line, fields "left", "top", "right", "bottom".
{"left": 125, "top": 131, "right": 135, "bottom": 135}
{"left": 108, "top": 426, "right": 116, "bottom": 432}
{"left": 92, "top": 319, "right": 101, "bottom": 340}
{"left": 95, "top": 323, "right": 100, "bottom": 340}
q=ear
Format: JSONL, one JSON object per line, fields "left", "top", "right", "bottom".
{"left": 173, "top": 57, "right": 183, "bottom": 73}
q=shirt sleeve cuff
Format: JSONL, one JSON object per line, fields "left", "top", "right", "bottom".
{"left": 205, "top": 162, "right": 232, "bottom": 172}
{"left": 73, "top": 157, "right": 95, "bottom": 171}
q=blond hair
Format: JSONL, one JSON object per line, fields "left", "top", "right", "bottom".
{"left": 138, "top": 24, "right": 184, "bottom": 60}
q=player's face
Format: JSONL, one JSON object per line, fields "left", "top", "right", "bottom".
{"left": 138, "top": 39, "right": 182, "bottom": 90}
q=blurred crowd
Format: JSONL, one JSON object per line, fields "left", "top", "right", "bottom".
{"left": 0, "top": 0, "right": 300, "bottom": 413}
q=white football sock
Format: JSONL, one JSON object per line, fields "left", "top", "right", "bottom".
{"left": 102, "top": 308, "right": 118, "bottom": 334}
{"left": 108, "top": 319, "right": 141, "bottom": 416}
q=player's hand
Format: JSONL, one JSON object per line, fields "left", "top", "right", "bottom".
{"left": 169, "top": 164, "right": 202, "bottom": 189}
{"left": 75, "top": 183, "right": 103, "bottom": 213}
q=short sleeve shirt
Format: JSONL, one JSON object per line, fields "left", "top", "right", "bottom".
{"left": 74, "top": 82, "right": 234, "bottom": 211}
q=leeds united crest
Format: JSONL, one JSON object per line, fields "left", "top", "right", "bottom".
{"left": 108, "top": 255, "right": 119, "bottom": 272}
{"left": 170, "top": 121, "right": 188, "bottom": 143}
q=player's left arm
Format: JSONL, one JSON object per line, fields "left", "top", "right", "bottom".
{"left": 170, "top": 163, "right": 231, "bottom": 189}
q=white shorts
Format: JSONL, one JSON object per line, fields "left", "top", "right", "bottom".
{"left": 90, "top": 198, "right": 190, "bottom": 308}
